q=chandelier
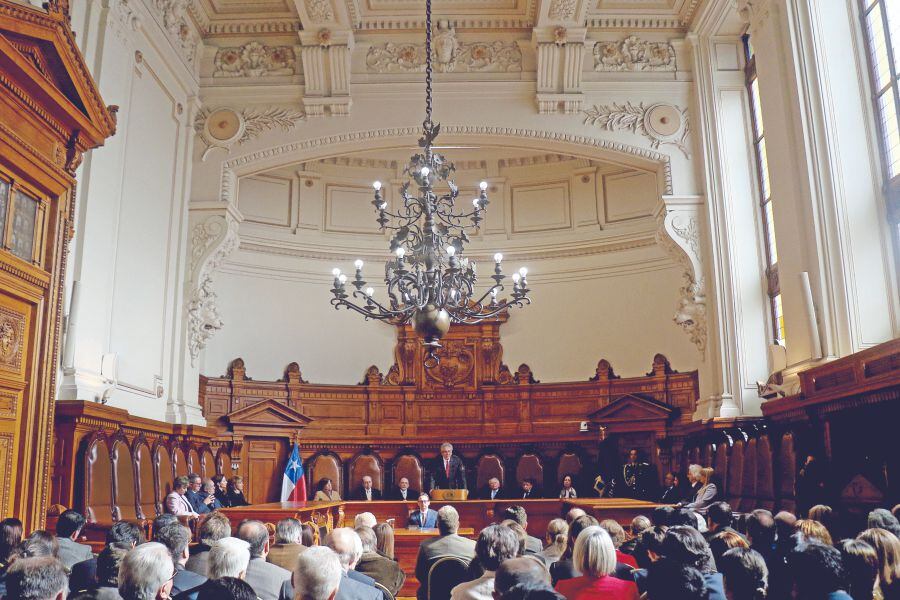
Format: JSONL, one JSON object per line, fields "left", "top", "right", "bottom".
{"left": 328, "top": 0, "right": 532, "bottom": 367}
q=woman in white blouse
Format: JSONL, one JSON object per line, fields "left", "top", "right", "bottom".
{"left": 559, "top": 474, "right": 578, "bottom": 499}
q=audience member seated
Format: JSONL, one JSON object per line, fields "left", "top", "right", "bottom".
{"left": 268, "top": 518, "right": 308, "bottom": 572}
{"left": 857, "top": 527, "right": 900, "bottom": 600}
{"left": 227, "top": 476, "right": 251, "bottom": 507}
{"left": 645, "top": 557, "right": 708, "bottom": 600}
{"left": 70, "top": 521, "right": 144, "bottom": 593}
{"left": 353, "top": 476, "right": 383, "bottom": 501}
{"left": 686, "top": 465, "right": 703, "bottom": 499}
{"left": 500, "top": 520, "right": 529, "bottom": 560}
{"left": 186, "top": 473, "right": 213, "bottom": 514}
{"left": 555, "top": 526, "right": 639, "bottom": 600}
{"left": 118, "top": 542, "right": 175, "bottom": 600}
{"left": 550, "top": 514, "right": 599, "bottom": 585}
{"left": 207, "top": 537, "right": 250, "bottom": 579}
{"left": 745, "top": 510, "right": 776, "bottom": 565}
{"left": 314, "top": 478, "right": 341, "bottom": 502}
{"left": 185, "top": 512, "right": 231, "bottom": 576}
{"left": 566, "top": 508, "right": 587, "bottom": 525}
{"left": 479, "top": 477, "right": 504, "bottom": 500}
{"left": 838, "top": 539, "right": 878, "bottom": 600}
{"left": 450, "top": 524, "right": 518, "bottom": 600}
{"left": 500, "top": 582, "right": 565, "bottom": 600}
{"left": 661, "top": 526, "right": 725, "bottom": 600}
{"left": 409, "top": 494, "right": 439, "bottom": 529}
{"left": 705, "top": 502, "right": 743, "bottom": 542}
{"left": 868, "top": 509, "right": 900, "bottom": 540}
{"left": 155, "top": 523, "right": 207, "bottom": 600}
{"left": 236, "top": 519, "right": 293, "bottom": 600}
{"left": 718, "top": 547, "right": 767, "bottom": 600}
{"left": 197, "top": 577, "right": 257, "bottom": 600}
{"left": 682, "top": 468, "right": 717, "bottom": 514}
{"left": 415, "top": 505, "right": 476, "bottom": 599}
{"left": 787, "top": 540, "right": 852, "bottom": 600}
{"left": 324, "top": 528, "right": 381, "bottom": 600}
{"left": 621, "top": 516, "right": 651, "bottom": 558}
{"left": 598, "top": 520, "right": 639, "bottom": 570}
{"left": 212, "top": 475, "right": 230, "bottom": 507}
{"left": 494, "top": 556, "right": 553, "bottom": 599}
{"left": 709, "top": 530, "right": 749, "bottom": 566}
{"left": 630, "top": 525, "right": 668, "bottom": 591}
{"left": 558, "top": 475, "right": 577, "bottom": 499}
{"left": 292, "top": 547, "right": 344, "bottom": 600}
{"left": 502, "top": 506, "right": 543, "bottom": 556}
{"left": 520, "top": 479, "right": 541, "bottom": 500}
{"left": 391, "top": 477, "right": 418, "bottom": 501}
{"left": 55, "top": 509, "right": 94, "bottom": 570}
{"left": 354, "top": 525, "right": 405, "bottom": 597}
{"left": 795, "top": 519, "right": 834, "bottom": 546}
{"left": 539, "top": 519, "right": 568, "bottom": 564}
{"left": 70, "top": 544, "right": 128, "bottom": 600}
{"left": 661, "top": 472, "right": 684, "bottom": 504}
{"left": 201, "top": 479, "right": 224, "bottom": 511}
{"left": 5, "top": 556, "right": 68, "bottom": 600}
{"left": 21, "top": 530, "right": 61, "bottom": 559}
{"left": 373, "top": 523, "right": 395, "bottom": 560}
{"left": 166, "top": 476, "right": 199, "bottom": 517}
{"left": 0, "top": 517, "right": 22, "bottom": 597}
{"left": 154, "top": 513, "right": 179, "bottom": 533}
{"left": 355, "top": 513, "right": 377, "bottom": 529}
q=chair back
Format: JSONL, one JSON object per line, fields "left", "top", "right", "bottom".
{"left": 427, "top": 556, "right": 471, "bottom": 600}
{"left": 372, "top": 581, "right": 395, "bottom": 600}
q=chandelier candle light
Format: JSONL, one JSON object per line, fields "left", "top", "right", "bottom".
{"left": 328, "top": 0, "right": 531, "bottom": 368}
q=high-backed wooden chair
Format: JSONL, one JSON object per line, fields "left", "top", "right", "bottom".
{"left": 84, "top": 435, "right": 114, "bottom": 525}
{"left": 713, "top": 441, "right": 730, "bottom": 495}
{"left": 349, "top": 452, "right": 384, "bottom": 497}
{"left": 727, "top": 440, "right": 745, "bottom": 510}
{"left": 476, "top": 453, "right": 505, "bottom": 492}
{"left": 309, "top": 452, "right": 343, "bottom": 499}
{"left": 557, "top": 452, "right": 583, "bottom": 492}
{"left": 173, "top": 447, "right": 188, "bottom": 479}
{"left": 515, "top": 452, "right": 544, "bottom": 493}
{"left": 393, "top": 453, "right": 424, "bottom": 496}
{"left": 188, "top": 448, "right": 201, "bottom": 476}
{"left": 155, "top": 443, "right": 174, "bottom": 516}
{"left": 201, "top": 449, "right": 216, "bottom": 479}
{"left": 756, "top": 435, "right": 775, "bottom": 511}
{"left": 112, "top": 437, "right": 138, "bottom": 522}
{"left": 777, "top": 432, "right": 797, "bottom": 513}
{"left": 741, "top": 438, "right": 759, "bottom": 512}
{"left": 217, "top": 447, "right": 233, "bottom": 480}
{"left": 134, "top": 440, "right": 157, "bottom": 519}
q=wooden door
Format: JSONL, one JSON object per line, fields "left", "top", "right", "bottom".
{"left": 247, "top": 438, "right": 289, "bottom": 504}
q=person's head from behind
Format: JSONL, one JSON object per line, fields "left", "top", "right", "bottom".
{"left": 746, "top": 509, "right": 775, "bottom": 549}
{"left": 503, "top": 506, "right": 529, "bottom": 530}
{"left": 6, "top": 556, "right": 67, "bottom": 600}
{"left": 544, "top": 518, "right": 567, "bottom": 552}
{"left": 565, "top": 508, "right": 586, "bottom": 525}
{"left": 868, "top": 508, "right": 900, "bottom": 538}
{"left": 276, "top": 518, "right": 303, "bottom": 544}
{"left": 154, "top": 523, "right": 192, "bottom": 567}
{"left": 857, "top": 527, "right": 900, "bottom": 592}
{"left": 0, "top": 517, "right": 23, "bottom": 562}
{"left": 647, "top": 557, "right": 708, "bottom": 600}
{"left": 788, "top": 541, "right": 848, "bottom": 600}
{"left": 199, "top": 512, "right": 231, "bottom": 545}
{"left": 839, "top": 538, "right": 878, "bottom": 600}
{"left": 353, "top": 512, "right": 376, "bottom": 529}
{"left": 662, "top": 526, "right": 715, "bottom": 574}
{"left": 493, "top": 556, "right": 551, "bottom": 598}
{"left": 19, "top": 530, "right": 59, "bottom": 558}
{"left": 325, "top": 528, "right": 363, "bottom": 572}
{"left": 293, "top": 546, "right": 343, "bottom": 600}
{"left": 709, "top": 530, "right": 749, "bottom": 565}
{"left": 437, "top": 505, "right": 460, "bottom": 535}
{"left": 118, "top": 542, "right": 175, "bottom": 600}
{"left": 500, "top": 520, "right": 528, "bottom": 557}
{"left": 718, "top": 547, "right": 767, "bottom": 600}
{"left": 153, "top": 514, "right": 179, "bottom": 532}
{"left": 301, "top": 524, "right": 316, "bottom": 547}
{"left": 807, "top": 505, "right": 833, "bottom": 528}
{"left": 640, "top": 525, "right": 669, "bottom": 564}
{"left": 497, "top": 582, "right": 564, "bottom": 600}
{"left": 197, "top": 577, "right": 257, "bottom": 600}
{"left": 355, "top": 526, "right": 377, "bottom": 554}
{"left": 795, "top": 519, "right": 833, "bottom": 546}
{"left": 208, "top": 537, "right": 251, "bottom": 579}
{"left": 373, "top": 523, "right": 394, "bottom": 558}
{"left": 107, "top": 520, "right": 145, "bottom": 548}
{"left": 774, "top": 511, "right": 797, "bottom": 544}
{"left": 565, "top": 514, "right": 599, "bottom": 558}
{"left": 573, "top": 526, "right": 617, "bottom": 578}
{"left": 236, "top": 519, "right": 270, "bottom": 559}
{"left": 652, "top": 506, "right": 675, "bottom": 526}
{"left": 96, "top": 544, "right": 130, "bottom": 588}
{"left": 56, "top": 509, "right": 86, "bottom": 540}
{"left": 706, "top": 502, "right": 733, "bottom": 531}
{"left": 477, "top": 524, "right": 519, "bottom": 572}
{"left": 598, "top": 519, "right": 626, "bottom": 549}
{"left": 632, "top": 515, "right": 652, "bottom": 537}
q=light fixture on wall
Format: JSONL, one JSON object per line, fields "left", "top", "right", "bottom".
{"left": 328, "top": 0, "right": 531, "bottom": 367}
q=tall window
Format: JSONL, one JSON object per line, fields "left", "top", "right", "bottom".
{"left": 859, "top": 0, "right": 900, "bottom": 259}
{"left": 743, "top": 35, "right": 785, "bottom": 346}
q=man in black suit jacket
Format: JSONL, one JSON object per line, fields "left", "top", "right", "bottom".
{"left": 520, "top": 479, "right": 541, "bottom": 499}
{"left": 428, "top": 442, "right": 467, "bottom": 491}
{"left": 390, "top": 477, "right": 419, "bottom": 501}
{"left": 660, "top": 472, "right": 682, "bottom": 504}
{"left": 353, "top": 476, "right": 383, "bottom": 501}
{"left": 478, "top": 477, "right": 504, "bottom": 500}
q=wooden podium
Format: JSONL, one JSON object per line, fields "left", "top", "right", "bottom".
{"left": 431, "top": 489, "right": 469, "bottom": 501}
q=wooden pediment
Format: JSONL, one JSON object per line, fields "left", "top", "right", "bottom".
{"left": 587, "top": 394, "right": 675, "bottom": 433}
{"left": 227, "top": 399, "right": 313, "bottom": 429}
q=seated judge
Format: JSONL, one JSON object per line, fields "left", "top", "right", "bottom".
{"left": 479, "top": 477, "right": 504, "bottom": 500}
{"left": 391, "top": 477, "right": 419, "bottom": 501}
{"left": 428, "top": 442, "right": 467, "bottom": 492}
{"left": 353, "top": 476, "right": 383, "bottom": 501}
{"left": 520, "top": 478, "right": 541, "bottom": 499}
{"left": 166, "top": 476, "right": 199, "bottom": 517}
{"left": 559, "top": 474, "right": 577, "bottom": 499}
{"left": 408, "top": 493, "right": 439, "bottom": 528}
{"left": 314, "top": 477, "right": 342, "bottom": 502}
{"left": 226, "top": 476, "right": 251, "bottom": 507}
{"left": 660, "top": 472, "right": 683, "bottom": 504}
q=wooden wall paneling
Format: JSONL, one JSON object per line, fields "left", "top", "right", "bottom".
{"left": 155, "top": 443, "right": 174, "bottom": 516}
{"left": 727, "top": 440, "right": 745, "bottom": 510}
{"left": 308, "top": 451, "right": 343, "bottom": 498}
{"left": 246, "top": 437, "right": 289, "bottom": 504}
{"left": 756, "top": 435, "right": 775, "bottom": 511}
{"left": 188, "top": 448, "right": 201, "bottom": 476}
{"left": 777, "top": 432, "right": 797, "bottom": 513}
{"left": 741, "top": 438, "right": 758, "bottom": 512}
{"left": 515, "top": 452, "right": 545, "bottom": 491}
{"left": 475, "top": 452, "right": 505, "bottom": 491}
{"left": 111, "top": 435, "right": 137, "bottom": 522}
{"left": 392, "top": 453, "right": 424, "bottom": 495}
{"left": 134, "top": 439, "right": 156, "bottom": 520}
{"left": 84, "top": 435, "right": 114, "bottom": 524}
{"left": 216, "top": 447, "right": 232, "bottom": 479}
{"left": 201, "top": 448, "right": 215, "bottom": 479}
{"left": 349, "top": 451, "right": 384, "bottom": 497}
{"left": 701, "top": 444, "right": 714, "bottom": 471}
{"left": 689, "top": 447, "right": 701, "bottom": 467}
{"left": 173, "top": 447, "right": 188, "bottom": 479}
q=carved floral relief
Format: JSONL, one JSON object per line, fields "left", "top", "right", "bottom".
{"left": 593, "top": 36, "right": 676, "bottom": 72}
{"left": 213, "top": 42, "right": 297, "bottom": 77}
{"left": 366, "top": 35, "right": 522, "bottom": 73}
{"left": 0, "top": 307, "right": 24, "bottom": 372}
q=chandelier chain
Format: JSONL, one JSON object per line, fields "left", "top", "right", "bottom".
{"left": 423, "top": 0, "right": 433, "bottom": 135}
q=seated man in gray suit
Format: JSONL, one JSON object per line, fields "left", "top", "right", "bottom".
{"left": 324, "top": 528, "right": 382, "bottom": 600}
{"left": 501, "top": 506, "right": 544, "bottom": 556}
{"left": 55, "top": 509, "right": 94, "bottom": 570}
{"left": 236, "top": 520, "right": 293, "bottom": 600}
{"left": 414, "top": 505, "right": 477, "bottom": 600}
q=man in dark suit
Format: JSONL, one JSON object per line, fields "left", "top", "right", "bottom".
{"left": 55, "top": 509, "right": 93, "bottom": 570}
{"left": 324, "top": 528, "right": 382, "bottom": 600}
{"left": 501, "top": 506, "right": 543, "bottom": 555}
{"left": 154, "top": 523, "right": 207, "bottom": 600}
{"left": 237, "top": 520, "right": 293, "bottom": 600}
{"left": 520, "top": 478, "right": 541, "bottom": 499}
{"left": 660, "top": 472, "right": 683, "bottom": 504}
{"left": 428, "top": 442, "right": 467, "bottom": 492}
{"left": 352, "top": 476, "right": 383, "bottom": 501}
{"left": 69, "top": 521, "right": 144, "bottom": 593}
{"left": 390, "top": 477, "right": 419, "bottom": 501}
{"left": 478, "top": 477, "right": 504, "bottom": 500}
{"left": 407, "top": 494, "right": 439, "bottom": 528}
{"left": 414, "top": 506, "right": 476, "bottom": 600}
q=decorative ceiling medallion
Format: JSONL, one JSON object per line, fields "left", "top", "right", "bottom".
{"left": 194, "top": 106, "right": 306, "bottom": 160}
{"left": 582, "top": 102, "right": 690, "bottom": 158}
{"left": 593, "top": 36, "right": 676, "bottom": 72}
{"left": 0, "top": 307, "right": 25, "bottom": 373}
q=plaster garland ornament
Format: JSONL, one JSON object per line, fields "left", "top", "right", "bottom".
{"left": 193, "top": 106, "right": 306, "bottom": 160}
{"left": 306, "top": 0, "right": 334, "bottom": 23}
{"left": 150, "top": 0, "right": 198, "bottom": 66}
{"left": 593, "top": 36, "right": 676, "bottom": 72}
{"left": 582, "top": 101, "right": 691, "bottom": 158}
{"left": 365, "top": 39, "right": 522, "bottom": 73}
{"left": 548, "top": 0, "right": 577, "bottom": 20}
{"left": 213, "top": 42, "right": 297, "bottom": 77}
{"left": 108, "top": 0, "right": 141, "bottom": 41}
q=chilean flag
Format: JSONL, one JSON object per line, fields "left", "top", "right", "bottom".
{"left": 280, "top": 442, "right": 307, "bottom": 502}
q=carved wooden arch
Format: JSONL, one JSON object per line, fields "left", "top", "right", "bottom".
{"left": 756, "top": 434, "right": 775, "bottom": 511}
{"left": 82, "top": 431, "right": 114, "bottom": 524}
{"left": 109, "top": 430, "right": 137, "bottom": 522}
{"left": 200, "top": 446, "right": 216, "bottom": 479}
{"left": 475, "top": 449, "right": 506, "bottom": 492}
{"left": 307, "top": 450, "right": 344, "bottom": 499}
{"left": 349, "top": 449, "right": 385, "bottom": 495}
{"left": 216, "top": 445, "right": 232, "bottom": 479}
{"left": 153, "top": 439, "right": 176, "bottom": 516}
{"left": 741, "top": 437, "right": 759, "bottom": 512}
{"left": 391, "top": 449, "right": 425, "bottom": 495}
{"left": 172, "top": 444, "right": 189, "bottom": 479}
{"left": 187, "top": 447, "right": 202, "bottom": 476}
{"left": 132, "top": 435, "right": 156, "bottom": 520}
{"left": 777, "top": 432, "right": 797, "bottom": 513}
{"left": 555, "top": 446, "right": 588, "bottom": 492}
{"left": 515, "top": 450, "right": 546, "bottom": 492}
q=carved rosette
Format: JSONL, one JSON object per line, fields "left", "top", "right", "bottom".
{"left": 187, "top": 205, "right": 242, "bottom": 365}
{"left": 655, "top": 197, "right": 707, "bottom": 356}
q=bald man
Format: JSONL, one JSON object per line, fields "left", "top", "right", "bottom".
{"left": 352, "top": 476, "right": 383, "bottom": 501}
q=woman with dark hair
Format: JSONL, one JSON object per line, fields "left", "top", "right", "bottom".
{"left": 373, "top": 523, "right": 395, "bottom": 559}
{"left": 226, "top": 476, "right": 250, "bottom": 507}
{"left": 559, "top": 474, "right": 577, "bottom": 499}
{"left": 661, "top": 526, "right": 726, "bottom": 600}
{"left": 301, "top": 523, "right": 316, "bottom": 548}
{"left": 0, "top": 518, "right": 22, "bottom": 567}
{"left": 212, "top": 474, "right": 230, "bottom": 507}
{"left": 839, "top": 539, "right": 879, "bottom": 600}
{"left": 718, "top": 547, "right": 768, "bottom": 600}
{"left": 313, "top": 477, "right": 341, "bottom": 502}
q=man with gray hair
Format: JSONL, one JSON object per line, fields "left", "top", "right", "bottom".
{"left": 236, "top": 519, "right": 293, "bottom": 600}
{"left": 118, "top": 542, "right": 175, "bottom": 600}
{"left": 687, "top": 464, "right": 702, "bottom": 498}
{"left": 5, "top": 556, "right": 68, "bottom": 600}
{"left": 353, "top": 512, "right": 377, "bottom": 529}
{"left": 293, "top": 546, "right": 342, "bottom": 600}
{"left": 450, "top": 525, "right": 518, "bottom": 600}
{"left": 207, "top": 537, "right": 250, "bottom": 579}
{"left": 352, "top": 476, "right": 382, "bottom": 501}
{"left": 154, "top": 523, "right": 207, "bottom": 599}
{"left": 354, "top": 526, "right": 405, "bottom": 596}
{"left": 185, "top": 512, "right": 231, "bottom": 576}
{"left": 324, "top": 528, "right": 381, "bottom": 600}
{"left": 429, "top": 442, "right": 466, "bottom": 492}
{"left": 414, "top": 505, "right": 476, "bottom": 600}
{"left": 269, "top": 517, "right": 307, "bottom": 572}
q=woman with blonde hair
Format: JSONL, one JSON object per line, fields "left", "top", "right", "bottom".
{"left": 683, "top": 467, "right": 717, "bottom": 513}
{"left": 795, "top": 519, "right": 834, "bottom": 546}
{"left": 541, "top": 518, "right": 568, "bottom": 563}
{"left": 555, "top": 526, "right": 640, "bottom": 600}
{"left": 858, "top": 527, "right": 900, "bottom": 600}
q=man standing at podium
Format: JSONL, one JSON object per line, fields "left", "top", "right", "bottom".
{"left": 428, "top": 442, "right": 467, "bottom": 493}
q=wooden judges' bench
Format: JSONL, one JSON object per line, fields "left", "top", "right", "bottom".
{"left": 222, "top": 498, "right": 660, "bottom": 597}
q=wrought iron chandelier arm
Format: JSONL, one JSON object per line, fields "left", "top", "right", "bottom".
{"left": 331, "top": 295, "right": 414, "bottom": 321}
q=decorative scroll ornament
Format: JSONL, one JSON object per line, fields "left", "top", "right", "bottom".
{"left": 193, "top": 106, "right": 306, "bottom": 160}
{"left": 548, "top": 0, "right": 577, "bottom": 20}
{"left": 365, "top": 39, "right": 522, "bottom": 73}
{"left": 151, "top": 0, "right": 197, "bottom": 66}
{"left": 583, "top": 102, "right": 690, "bottom": 158}
{"left": 0, "top": 307, "right": 24, "bottom": 372}
{"left": 213, "top": 42, "right": 297, "bottom": 77}
{"left": 593, "top": 37, "right": 676, "bottom": 72}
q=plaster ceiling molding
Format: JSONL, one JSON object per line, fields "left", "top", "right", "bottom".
{"left": 212, "top": 41, "right": 297, "bottom": 77}
{"left": 582, "top": 101, "right": 690, "bottom": 158}
{"left": 194, "top": 106, "right": 306, "bottom": 160}
{"left": 150, "top": 0, "right": 200, "bottom": 67}
{"left": 365, "top": 38, "right": 523, "bottom": 73}
{"left": 306, "top": 0, "right": 335, "bottom": 22}
{"left": 548, "top": 0, "right": 577, "bottom": 21}
{"left": 108, "top": 0, "right": 142, "bottom": 43}
{"left": 592, "top": 36, "right": 676, "bottom": 72}
{"left": 205, "top": 20, "right": 301, "bottom": 35}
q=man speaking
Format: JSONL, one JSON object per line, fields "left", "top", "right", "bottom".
{"left": 428, "top": 442, "right": 467, "bottom": 493}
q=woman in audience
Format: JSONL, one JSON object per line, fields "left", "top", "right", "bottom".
{"left": 839, "top": 538, "right": 879, "bottom": 600}
{"left": 661, "top": 526, "right": 726, "bottom": 600}
{"left": 0, "top": 518, "right": 22, "bottom": 567}
{"left": 212, "top": 475, "right": 230, "bottom": 507}
{"left": 683, "top": 468, "right": 718, "bottom": 513}
{"left": 550, "top": 514, "right": 599, "bottom": 585}
{"left": 197, "top": 577, "right": 257, "bottom": 600}
{"left": 808, "top": 505, "right": 836, "bottom": 540}
{"left": 313, "top": 478, "right": 341, "bottom": 502}
{"left": 718, "top": 547, "right": 767, "bottom": 600}
{"left": 373, "top": 523, "right": 394, "bottom": 559}
{"left": 559, "top": 474, "right": 577, "bottom": 499}
{"left": 858, "top": 527, "right": 900, "bottom": 600}
{"left": 598, "top": 520, "right": 638, "bottom": 569}
{"left": 555, "top": 526, "right": 639, "bottom": 600}
{"left": 795, "top": 519, "right": 833, "bottom": 546}
{"left": 226, "top": 476, "right": 250, "bottom": 507}
{"left": 622, "top": 516, "right": 651, "bottom": 557}
{"left": 709, "top": 530, "right": 750, "bottom": 566}
{"left": 646, "top": 558, "right": 708, "bottom": 600}
{"left": 540, "top": 519, "right": 568, "bottom": 563}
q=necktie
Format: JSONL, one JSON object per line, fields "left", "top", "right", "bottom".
{"left": 491, "top": 490, "right": 496, "bottom": 499}
{"left": 366, "top": 489, "right": 371, "bottom": 501}
{"left": 445, "top": 460, "right": 450, "bottom": 478}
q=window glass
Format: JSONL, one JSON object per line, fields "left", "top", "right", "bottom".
{"left": 10, "top": 190, "right": 38, "bottom": 261}
{"left": 0, "top": 179, "right": 9, "bottom": 239}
